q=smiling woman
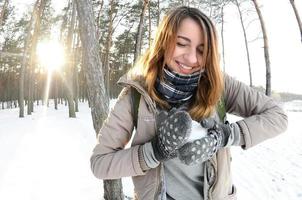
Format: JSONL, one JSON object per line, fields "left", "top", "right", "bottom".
{"left": 36, "top": 40, "right": 65, "bottom": 71}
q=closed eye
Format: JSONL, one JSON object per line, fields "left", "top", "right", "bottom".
{"left": 176, "top": 42, "right": 186, "bottom": 47}
{"left": 197, "top": 49, "right": 203, "bottom": 55}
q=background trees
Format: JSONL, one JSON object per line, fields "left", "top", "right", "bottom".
{"left": 289, "top": 0, "right": 302, "bottom": 43}
{"left": 1, "top": 0, "right": 302, "bottom": 111}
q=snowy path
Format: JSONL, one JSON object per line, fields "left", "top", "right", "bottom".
{"left": 0, "top": 103, "right": 301, "bottom": 199}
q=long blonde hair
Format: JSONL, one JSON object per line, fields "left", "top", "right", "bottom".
{"left": 130, "top": 6, "right": 223, "bottom": 120}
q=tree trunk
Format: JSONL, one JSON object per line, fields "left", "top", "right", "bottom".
{"left": 54, "top": 71, "right": 58, "bottom": 110}
{"left": 103, "top": 180, "right": 124, "bottom": 200}
{"left": 7, "top": 70, "right": 12, "bottom": 109}
{"left": 209, "top": 1, "right": 213, "bottom": 18}
{"left": 95, "top": 0, "right": 104, "bottom": 39}
{"left": 235, "top": 0, "right": 253, "bottom": 87}
{"left": 220, "top": 5, "right": 226, "bottom": 72}
{"left": 148, "top": 0, "right": 152, "bottom": 47}
{"left": 19, "top": 2, "right": 38, "bottom": 117}
{"left": 252, "top": 0, "right": 271, "bottom": 96}
{"left": 157, "top": 0, "right": 160, "bottom": 26}
{"left": 73, "top": 29, "right": 80, "bottom": 112}
{"left": 74, "top": 0, "right": 124, "bottom": 199}
{"left": 133, "top": 0, "right": 149, "bottom": 64}
{"left": 104, "top": 0, "right": 114, "bottom": 96}
{"left": 27, "top": 0, "right": 46, "bottom": 114}
{"left": 0, "top": 0, "right": 9, "bottom": 27}
{"left": 289, "top": 0, "right": 302, "bottom": 42}
{"left": 65, "top": 1, "right": 76, "bottom": 118}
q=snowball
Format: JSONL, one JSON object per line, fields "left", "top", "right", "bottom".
{"left": 187, "top": 120, "right": 208, "bottom": 142}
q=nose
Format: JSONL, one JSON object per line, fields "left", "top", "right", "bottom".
{"left": 184, "top": 48, "right": 198, "bottom": 65}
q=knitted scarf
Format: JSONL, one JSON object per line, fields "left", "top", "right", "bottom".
{"left": 155, "top": 67, "right": 201, "bottom": 104}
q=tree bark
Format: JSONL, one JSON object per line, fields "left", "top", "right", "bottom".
{"left": 235, "top": 0, "right": 253, "bottom": 87}
{"left": 0, "top": 0, "right": 9, "bottom": 27}
{"left": 104, "top": 0, "right": 114, "bottom": 96}
{"left": 252, "top": 0, "right": 271, "bottom": 96}
{"left": 54, "top": 71, "right": 58, "bottom": 110}
{"left": 95, "top": 0, "right": 104, "bottom": 39}
{"left": 74, "top": 0, "right": 124, "bottom": 199}
{"left": 289, "top": 0, "right": 302, "bottom": 42}
{"left": 103, "top": 180, "right": 124, "bottom": 200}
{"left": 148, "top": 0, "right": 152, "bottom": 47}
{"left": 19, "top": 1, "right": 38, "bottom": 117}
{"left": 65, "top": 1, "right": 76, "bottom": 118}
{"left": 7, "top": 70, "right": 12, "bottom": 109}
{"left": 27, "top": 0, "right": 46, "bottom": 114}
{"left": 157, "top": 0, "right": 160, "bottom": 26}
{"left": 73, "top": 28, "right": 80, "bottom": 112}
{"left": 220, "top": 5, "right": 226, "bottom": 72}
{"left": 133, "top": 0, "right": 148, "bottom": 64}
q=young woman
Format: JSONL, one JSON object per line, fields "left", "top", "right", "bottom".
{"left": 90, "top": 6, "right": 288, "bottom": 200}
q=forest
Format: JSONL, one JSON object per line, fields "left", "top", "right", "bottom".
{"left": 0, "top": 0, "right": 302, "bottom": 199}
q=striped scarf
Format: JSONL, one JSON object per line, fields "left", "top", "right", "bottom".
{"left": 155, "top": 67, "right": 201, "bottom": 104}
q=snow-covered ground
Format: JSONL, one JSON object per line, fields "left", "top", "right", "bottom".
{"left": 229, "top": 112, "right": 302, "bottom": 200}
{"left": 0, "top": 101, "right": 301, "bottom": 200}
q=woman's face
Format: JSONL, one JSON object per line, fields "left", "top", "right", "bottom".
{"left": 166, "top": 17, "right": 205, "bottom": 75}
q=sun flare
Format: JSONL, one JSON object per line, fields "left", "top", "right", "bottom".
{"left": 37, "top": 40, "right": 65, "bottom": 71}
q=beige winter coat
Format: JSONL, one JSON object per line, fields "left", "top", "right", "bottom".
{"left": 90, "top": 73, "right": 288, "bottom": 200}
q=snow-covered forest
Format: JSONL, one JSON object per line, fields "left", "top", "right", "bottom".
{"left": 1, "top": 0, "right": 302, "bottom": 199}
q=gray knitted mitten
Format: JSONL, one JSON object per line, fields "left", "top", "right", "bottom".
{"left": 151, "top": 108, "right": 192, "bottom": 162}
{"left": 178, "top": 135, "right": 218, "bottom": 165}
{"left": 178, "top": 118, "right": 235, "bottom": 165}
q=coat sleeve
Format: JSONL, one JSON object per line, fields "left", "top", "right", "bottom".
{"left": 223, "top": 74, "right": 288, "bottom": 150}
{"left": 90, "top": 87, "right": 145, "bottom": 179}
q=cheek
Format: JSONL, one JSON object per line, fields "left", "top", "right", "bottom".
{"left": 172, "top": 46, "right": 185, "bottom": 58}
{"left": 193, "top": 66, "right": 203, "bottom": 73}
{"left": 197, "top": 55, "right": 205, "bottom": 66}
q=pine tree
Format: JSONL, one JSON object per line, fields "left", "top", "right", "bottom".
{"left": 74, "top": 0, "right": 124, "bottom": 199}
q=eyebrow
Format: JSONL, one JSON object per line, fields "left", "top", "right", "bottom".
{"left": 177, "top": 35, "right": 204, "bottom": 47}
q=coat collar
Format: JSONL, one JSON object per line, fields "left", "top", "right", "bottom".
{"left": 117, "top": 73, "right": 157, "bottom": 113}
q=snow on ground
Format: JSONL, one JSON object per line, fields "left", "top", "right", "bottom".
{"left": 0, "top": 101, "right": 301, "bottom": 200}
{"left": 229, "top": 112, "right": 302, "bottom": 200}
{"left": 0, "top": 103, "right": 101, "bottom": 200}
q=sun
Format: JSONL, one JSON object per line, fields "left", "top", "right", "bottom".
{"left": 36, "top": 40, "right": 65, "bottom": 71}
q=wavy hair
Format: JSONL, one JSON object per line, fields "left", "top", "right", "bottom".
{"left": 130, "top": 6, "right": 223, "bottom": 120}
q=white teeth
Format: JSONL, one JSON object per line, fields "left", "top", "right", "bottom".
{"left": 179, "top": 63, "right": 193, "bottom": 70}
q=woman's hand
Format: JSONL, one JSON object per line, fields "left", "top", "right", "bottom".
{"left": 151, "top": 109, "right": 192, "bottom": 161}
{"left": 178, "top": 118, "right": 240, "bottom": 165}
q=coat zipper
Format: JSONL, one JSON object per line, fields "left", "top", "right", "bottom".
{"left": 153, "top": 165, "right": 162, "bottom": 200}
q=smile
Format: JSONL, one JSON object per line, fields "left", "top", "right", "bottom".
{"left": 179, "top": 63, "right": 193, "bottom": 70}
{"left": 176, "top": 61, "right": 194, "bottom": 70}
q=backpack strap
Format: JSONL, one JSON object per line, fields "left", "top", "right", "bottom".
{"left": 216, "top": 97, "right": 226, "bottom": 122}
{"left": 130, "top": 87, "right": 141, "bottom": 129}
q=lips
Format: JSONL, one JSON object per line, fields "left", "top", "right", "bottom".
{"left": 175, "top": 61, "right": 196, "bottom": 74}
{"left": 179, "top": 62, "right": 193, "bottom": 70}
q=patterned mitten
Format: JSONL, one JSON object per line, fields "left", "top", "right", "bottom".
{"left": 151, "top": 108, "right": 192, "bottom": 162}
{"left": 178, "top": 118, "right": 239, "bottom": 165}
{"left": 178, "top": 135, "right": 218, "bottom": 165}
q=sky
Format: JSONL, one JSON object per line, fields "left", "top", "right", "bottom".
{"left": 222, "top": 0, "right": 302, "bottom": 94}
{"left": 0, "top": 101, "right": 302, "bottom": 200}
{"left": 8, "top": 0, "right": 302, "bottom": 94}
